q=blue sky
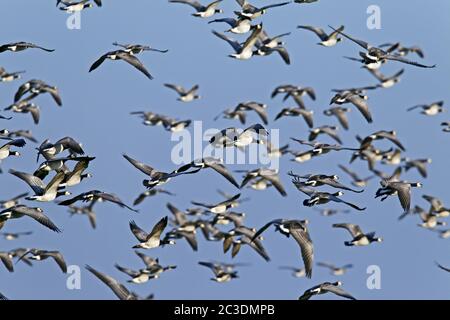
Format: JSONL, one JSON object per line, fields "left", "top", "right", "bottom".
{"left": 1, "top": 0, "right": 450, "bottom": 299}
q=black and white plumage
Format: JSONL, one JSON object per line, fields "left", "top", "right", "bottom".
{"left": 0, "top": 205, "right": 60, "bottom": 232}
{"left": 299, "top": 281, "right": 356, "bottom": 300}
{"left": 89, "top": 50, "right": 153, "bottom": 79}
{"left": 252, "top": 219, "right": 313, "bottom": 278}
{"left": 58, "top": 190, "right": 138, "bottom": 212}
{"left": 129, "top": 216, "right": 171, "bottom": 249}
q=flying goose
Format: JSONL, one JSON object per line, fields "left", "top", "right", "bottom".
{"left": 8, "top": 248, "right": 33, "bottom": 266}
{"left": 171, "top": 157, "right": 240, "bottom": 188}
{"left": 407, "top": 101, "right": 444, "bottom": 116}
{"left": 441, "top": 121, "right": 450, "bottom": 132}
{"left": 297, "top": 25, "right": 344, "bottom": 47}
{"left": 338, "top": 164, "right": 374, "bottom": 188}
{"left": 59, "top": 157, "right": 95, "bottom": 187}
{"left": 191, "top": 194, "right": 241, "bottom": 214}
{"left": 317, "top": 262, "right": 353, "bottom": 275}
{"left": 163, "top": 228, "right": 198, "bottom": 251}
{"left": 133, "top": 188, "right": 175, "bottom": 206}
{"left": 59, "top": 190, "right": 138, "bottom": 212}
{"left": 252, "top": 219, "right": 313, "bottom": 278}
{"left": 0, "top": 42, "right": 54, "bottom": 53}
{"left": 435, "top": 262, "right": 450, "bottom": 273}
{"left": 330, "top": 90, "right": 373, "bottom": 123}
{"left": 367, "top": 68, "right": 404, "bottom": 88}
{"left": 418, "top": 211, "right": 446, "bottom": 229}
{"left": 328, "top": 26, "right": 435, "bottom": 68}
{"left": 403, "top": 158, "right": 432, "bottom": 178}
{"left": 0, "top": 68, "right": 25, "bottom": 82}
{"left": 122, "top": 154, "right": 194, "bottom": 189}
{"left": 308, "top": 125, "right": 342, "bottom": 144}
{"left": 169, "top": 0, "right": 223, "bottom": 18}
{"left": 278, "top": 266, "right": 306, "bottom": 278}
{"left": 271, "top": 85, "right": 316, "bottom": 109}
{"left": 375, "top": 179, "right": 422, "bottom": 213}
{"left": 0, "top": 205, "right": 60, "bottom": 232}
{"left": 36, "top": 136, "right": 84, "bottom": 162}
{"left": 33, "top": 156, "right": 93, "bottom": 180}
{"left": 214, "top": 108, "right": 247, "bottom": 124}
{"left": 379, "top": 43, "right": 424, "bottom": 58}
{"left": 0, "top": 231, "right": 32, "bottom": 241}
{"left": 1, "top": 129, "right": 37, "bottom": 143}
{"left": 226, "top": 225, "right": 270, "bottom": 262}
{"left": 9, "top": 170, "right": 67, "bottom": 202}
{"left": 299, "top": 281, "right": 356, "bottom": 300}
{"left": 274, "top": 107, "right": 314, "bottom": 128}
{"left": 58, "top": 0, "right": 94, "bottom": 12}
{"left": 164, "top": 83, "right": 200, "bottom": 102}
{"left": 333, "top": 223, "right": 382, "bottom": 246}
{"left": 112, "top": 42, "right": 168, "bottom": 54}
{"left": 0, "top": 139, "right": 25, "bottom": 160}
{"left": 291, "top": 178, "right": 366, "bottom": 211}
{"left": 68, "top": 204, "right": 97, "bottom": 229}
{"left": 253, "top": 30, "right": 291, "bottom": 65}
{"left": 85, "top": 265, "right": 140, "bottom": 300}
{"left": 198, "top": 261, "right": 239, "bottom": 282}
{"left": 288, "top": 171, "right": 364, "bottom": 193}
{"left": 17, "top": 249, "right": 67, "bottom": 273}
{"left": 323, "top": 107, "right": 351, "bottom": 130}
{"left": 4, "top": 100, "right": 39, "bottom": 124}
{"left": 129, "top": 216, "right": 171, "bottom": 249}
{"left": 209, "top": 124, "right": 268, "bottom": 148}
{"left": 357, "top": 131, "right": 406, "bottom": 155}
{"left": 422, "top": 195, "right": 448, "bottom": 214}
{"left": 234, "top": 0, "right": 291, "bottom": 19}
{"left": 208, "top": 16, "right": 253, "bottom": 34}
{"left": 14, "top": 79, "right": 62, "bottom": 106}
{"left": 239, "top": 168, "right": 287, "bottom": 196}
{"left": 313, "top": 208, "right": 350, "bottom": 217}
{"left": 233, "top": 102, "right": 268, "bottom": 125}
{"left": 89, "top": 50, "right": 153, "bottom": 79}
{"left": 212, "top": 24, "right": 263, "bottom": 60}
{"left": 114, "top": 264, "right": 159, "bottom": 284}
{"left": 0, "top": 192, "right": 28, "bottom": 209}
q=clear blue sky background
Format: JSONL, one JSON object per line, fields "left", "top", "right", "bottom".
{"left": 1, "top": 0, "right": 450, "bottom": 300}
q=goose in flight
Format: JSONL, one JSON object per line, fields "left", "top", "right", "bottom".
{"left": 209, "top": 123, "right": 268, "bottom": 148}
{"left": 252, "top": 219, "right": 313, "bottom": 278}
{"left": 129, "top": 216, "right": 172, "bottom": 249}
{"left": 59, "top": 190, "right": 138, "bottom": 212}
{"left": 291, "top": 178, "right": 366, "bottom": 211}
{"left": 169, "top": 0, "right": 223, "bottom": 18}
{"left": 86, "top": 265, "right": 143, "bottom": 300}
{"left": 208, "top": 16, "right": 253, "bottom": 34}
{"left": 89, "top": 50, "right": 153, "bottom": 79}
{"left": 298, "top": 25, "right": 344, "bottom": 47}
{"left": 164, "top": 83, "right": 200, "bottom": 102}
{"left": 0, "top": 205, "right": 61, "bottom": 232}
{"left": 0, "top": 139, "right": 26, "bottom": 161}
{"left": 0, "top": 42, "right": 54, "bottom": 53}
{"left": 328, "top": 26, "right": 435, "bottom": 68}
{"left": 212, "top": 23, "right": 263, "bottom": 60}
{"left": 112, "top": 42, "right": 168, "bottom": 54}
{"left": 239, "top": 168, "right": 287, "bottom": 196}
{"left": 17, "top": 249, "right": 67, "bottom": 273}
{"left": 234, "top": 0, "right": 291, "bottom": 19}
{"left": 333, "top": 223, "right": 382, "bottom": 246}
{"left": 299, "top": 281, "right": 356, "bottom": 300}
{"left": 9, "top": 170, "right": 68, "bottom": 202}
{"left": 14, "top": 79, "right": 62, "bottom": 106}
{"left": 198, "top": 261, "right": 239, "bottom": 282}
